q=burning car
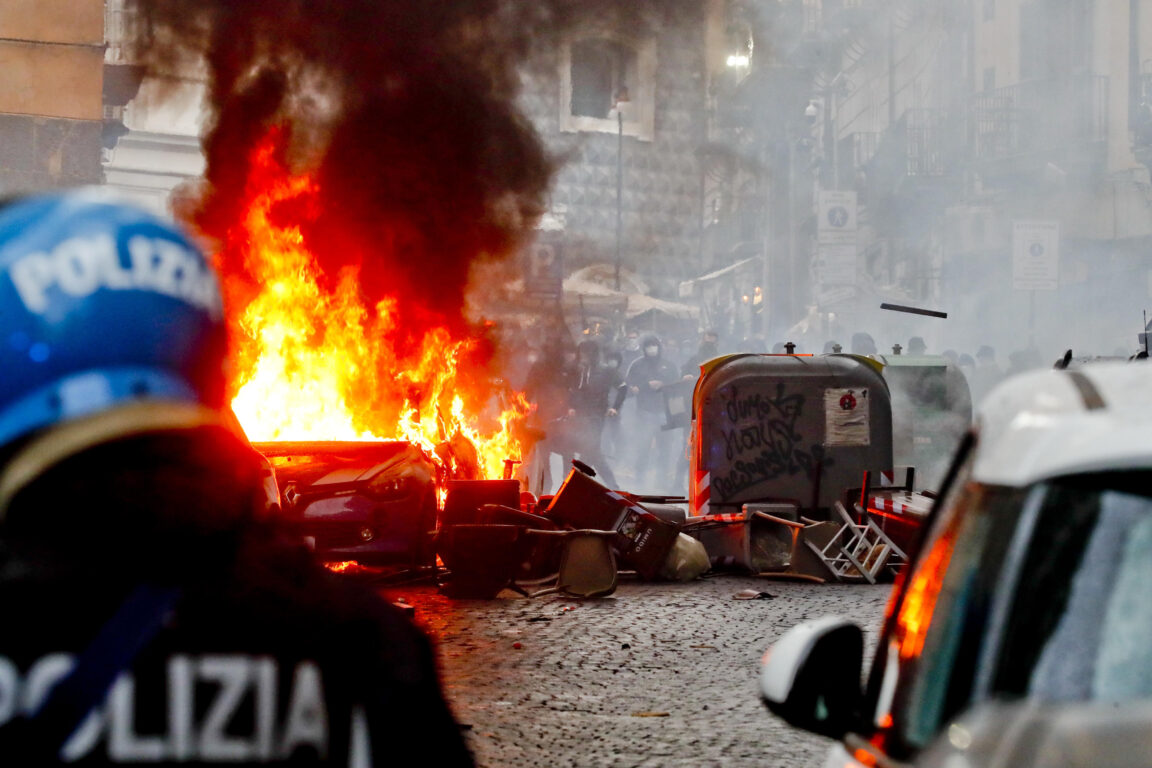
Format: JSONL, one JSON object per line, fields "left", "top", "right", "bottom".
{"left": 255, "top": 440, "right": 439, "bottom": 567}
{"left": 208, "top": 141, "right": 532, "bottom": 570}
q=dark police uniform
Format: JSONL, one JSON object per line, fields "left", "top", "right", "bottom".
{"left": 0, "top": 429, "right": 474, "bottom": 767}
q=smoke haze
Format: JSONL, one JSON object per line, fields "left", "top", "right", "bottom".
{"left": 129, "top": 0, "right": 696, "bottom": 347}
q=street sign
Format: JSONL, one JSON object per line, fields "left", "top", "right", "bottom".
{"left": 524, "top": 239, "right": 564, "bottom": 297}
{"left": 1012, "top": 220, "right": 1059, "bottom": 291}
{"left": 816, "top": 243, "right": 857, "bottom": 286}
{"left": 818, "top": 191, "right": 857, "bottom": 245}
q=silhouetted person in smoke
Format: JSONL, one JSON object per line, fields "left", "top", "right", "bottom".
{"left": 662, "top": 337, "right": 683, "bottom": 369}
{"left": 851, "top": 332, "right": 878, "bottom": 355}
{"left": 908, "top": 336, "right": 927, "bottom": 356}
{"left": 668, "top": 330, "right": 720, "bottom": 492}
{"left": 524, "top": 340, "right": 576, "bottom": 431}
{"left": 524, "top": 340, "right": 578, "bottom": 493}
{"left": 620, "top": 330, "right": 643, "bottom": 367}
{"left": 968, "top": 345, "right": 1003, "bottom": 407}
{"left": 566, "top": 341, "right": 618, "bottom": 487}
{"left": 679, "top": 337, "right": 696, "bottom": 364}
{"left": 680, "top": 329, "right": 720, "bottom": 378}
{"left": 601, "top": 350, "right": 628, "bottom": 461}
{"left": 1006, "top": 347, "right": 1043, "bottom": 378}
{"left": 624, "top": 335, "right": 679, "bottom": 492}
{"left": 583, "top": 322, "right": 612, "bottom": 354}
{"left": 507, "top": 343, "right": 540, "bottom": 393}
{"left": 742, "top": 334, "right": 768, "bottom": 353}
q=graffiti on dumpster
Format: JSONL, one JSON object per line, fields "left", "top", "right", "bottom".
{"left": 712, "top": 383, "right": 825, "bottom": 499}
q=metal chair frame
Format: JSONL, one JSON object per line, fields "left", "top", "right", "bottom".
{"left": 802, "top": 501, "right": 908, "bottom": 584}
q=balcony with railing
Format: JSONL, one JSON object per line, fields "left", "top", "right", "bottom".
{"left": 862, "top": 109, "right": 956, "bottom": 204}
{"left": 972, "top": 74, "right": 1108, "bottom": 181}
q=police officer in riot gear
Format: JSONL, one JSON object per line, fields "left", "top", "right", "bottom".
{"left": 624, "top": 335, "right": 679, "bottom": 491}
{"left": 0, "top": 191, "right": 473, "bottom": 766}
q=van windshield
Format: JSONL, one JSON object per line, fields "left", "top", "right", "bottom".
{"left": 890, "top": 482, "right": 1029, "bottom": 748}
{"left": 992, "top": 472, "right": 1152, "bottom": 702}
{"left": 889, "top": 471, "right": 1152, "bottom": 752}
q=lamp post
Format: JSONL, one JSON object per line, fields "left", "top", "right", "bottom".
{"left": 614, "top": 86, "right": 630, "bottom": 292}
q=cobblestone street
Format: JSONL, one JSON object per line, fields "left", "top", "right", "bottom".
{"left": 385, "top": 576, "right": 891, "bottom": 768}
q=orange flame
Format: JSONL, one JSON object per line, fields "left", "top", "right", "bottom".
{"left": 220, "top": 133, "right": 530, "bottom": 480}
{"left": 893, "top": 520, "right": 959, "bottom": 660}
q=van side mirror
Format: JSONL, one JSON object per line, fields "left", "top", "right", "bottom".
{"left": 760, "top": 617, "right": 864, "bottom": 739}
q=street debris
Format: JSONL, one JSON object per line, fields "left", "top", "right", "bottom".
{"left": 658, "top": 534, "right": 710, "bottom": 581}
{"left": 733, "top": 589, "right": 775, "bottom": 600}
{"left": 383, "top": 434, "right": 925, "bottom": 601}
{"left": 631, "top": 711, "right": 670, "bottom": 718}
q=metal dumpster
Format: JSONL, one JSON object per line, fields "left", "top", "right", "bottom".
{"left": 688, "top": 354, "right": 893, "bottom": 520}
{"left": 870, "top": 353, "right": 971, "bottom": 491}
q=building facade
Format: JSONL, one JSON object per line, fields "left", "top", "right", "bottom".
{"left": 101, "top": 0, "right": 206, "bottom": 215}
{"left": 0, "top": 0, "right": 105, "bottom": 192}
{"left": 13, "top": 0, "right": 1145, "bottom": 357}
{"left": 707, "top": 0, "right": 1152, "bottom": 353}
{"left": 958, "top": 0, "right": 1152, "bottom": 355}
{"left": 518, "top": 3, "right": 720, "bottom": 303}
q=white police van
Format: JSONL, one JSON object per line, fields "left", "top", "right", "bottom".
{"left": 758, "top": 362, "right": 1152, "bottom": 767}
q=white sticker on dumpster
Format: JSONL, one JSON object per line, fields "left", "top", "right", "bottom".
{"left": 825, "top": 388, "right": 870, "bottom": 446}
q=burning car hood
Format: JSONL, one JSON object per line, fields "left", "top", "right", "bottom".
{"left": 253, "top": 440, "right": 439, "bottom": 566}
{"left": 255, "top": 440, "right": 436, "bottom": 493}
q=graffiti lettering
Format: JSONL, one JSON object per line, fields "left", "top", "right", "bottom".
{"left": 723, "top": 423, "right": 769, "bottom": 460}
{"left": 712, "top": 383, "right": 826, "bottom": 499}
{"left": 723, "top": 389, "right": 803, "bottom": 425}
{"left": 712, "top": 445, "right": 827, "bottom": 499}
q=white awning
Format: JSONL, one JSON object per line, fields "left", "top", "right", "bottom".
{"left": 678, "top": 257, "right": 759, "bottom": 297}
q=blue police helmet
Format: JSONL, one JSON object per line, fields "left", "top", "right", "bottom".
{"left": 0, "top": 189, "right": 229, "bottom": 450}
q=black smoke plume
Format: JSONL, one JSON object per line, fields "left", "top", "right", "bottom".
{"left": 129, "top": 0, "right": 698, "bottom": 348}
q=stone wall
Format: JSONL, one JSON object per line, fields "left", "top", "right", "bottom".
{"left": 0, "top": 0, "right": 105, "bottom": 193}
{"left": 0, "top": 114, "right": 103, "bottom": 192}
{"left": 520, "top": 17, "right": 709, "bottom": 295}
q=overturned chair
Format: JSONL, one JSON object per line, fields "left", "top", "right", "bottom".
{"left": 799, "top": 501, "right": 908, "bottom": 584}
{"left": 685, "top": 501, "right": 907, "bottom": 583}
{"left": 686, "top": 504, "right": 830, "bottom": 581}
{"left": 436, "top": 504, "right": 619, "bottom": 599}
{"left": 517, "top": 529, "right": 618, "bottom": 599}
